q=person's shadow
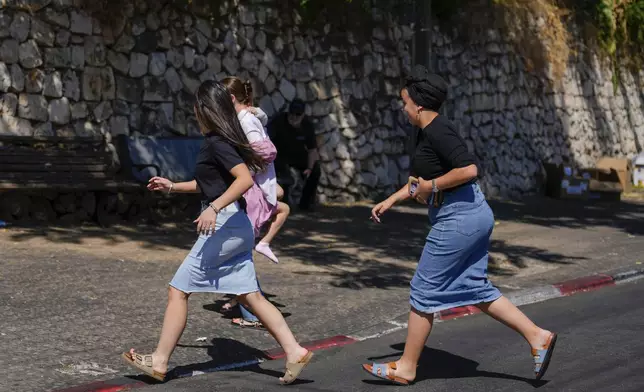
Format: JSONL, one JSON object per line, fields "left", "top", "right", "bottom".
{"left": 362, "top": 343, "right": 548, "bottom": 388}
{"left": 169, "top": 338, "right": 313, "bottom": 386}
{"left": 203, "top": 293, "right": 291, "bottom": 320}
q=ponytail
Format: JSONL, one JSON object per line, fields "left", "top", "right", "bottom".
{"left": 222, "top": 76, "right": 253, "bottom": 106}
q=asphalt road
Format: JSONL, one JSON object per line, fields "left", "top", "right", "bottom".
{"left": 138, "top": 278, "right": 644, "bottom": 392}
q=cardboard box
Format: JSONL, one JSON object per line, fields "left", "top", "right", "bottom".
{"left": 579, "top": 167, "right": 623, "bottom": 190}
{"left": 596, "top": 157, "right": 633, "bottom": 193}
{"left": 543, "top": 163, "right": 590, "bottom": 200}
{"left": 583, "top": 167, "right": 623, "bottom": 201}
{"left": 544, "top": 163, "right": 622, "bottom": 201}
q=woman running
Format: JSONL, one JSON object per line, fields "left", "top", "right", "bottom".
{"left": 121, "top": 80, "right": 313, "bottom": 385}
{"left": 363, "top": 65, "right": 557, "bottom": 386}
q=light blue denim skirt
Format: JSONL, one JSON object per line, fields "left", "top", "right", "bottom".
{"left": 170, "top": 201, "right": 260, "bottom": 294}
{"left": 410, "top": 183, "right": 502, "bottom": 313}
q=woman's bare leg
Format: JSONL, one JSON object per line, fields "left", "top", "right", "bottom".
{"left": 476, "top": 296, "right": 552, "bottom": 349}
{"left": 384, "top": 308, "right": 433, "bottom": 382}
{"left": 237, "top": 292, "right": 307, "bottom": 363}
{"left": 128, "top": 287, "right": 190, "bottom": 375}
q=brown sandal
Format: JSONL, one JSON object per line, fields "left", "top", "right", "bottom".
{"left": 362, "top": 362, "right": 412, "bottom": 386}
{"left": 280, "top": 351, "right": 314, "bottom": 385}
{"left": 231, "top": 317, "right": 265, "bottom": 329}
{"left": 533, "top": 332, "right": 558, "bottom": 380}
{"left": 121, "top": 350, "right": 166, "bottom": 382}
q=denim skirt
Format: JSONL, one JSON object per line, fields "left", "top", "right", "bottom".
{"left": 170, "top": 201, "right": 260, "bottom": 295}
{"left": 410, "top": 183, "right": 502, "bottom": 313}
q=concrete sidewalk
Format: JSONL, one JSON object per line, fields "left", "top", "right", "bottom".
{"left": 0, "top": 196, "right": 643, "bottom": 391}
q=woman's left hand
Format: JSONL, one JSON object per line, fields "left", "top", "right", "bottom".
{"left": 194, "top": 207, "right": 218, "bottom": 235}
{"left": 412, "top": 177, "right": 432, "bottom": 204}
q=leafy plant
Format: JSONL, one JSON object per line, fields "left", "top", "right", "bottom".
{"left": 572, "top": 0, "right": 644, "bottom": 88}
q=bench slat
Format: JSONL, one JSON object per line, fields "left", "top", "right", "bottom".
{"left": 0, "top": 150, "right": 110, "bottom": 158}
{"left": 0, "top": 172, "right": 114, "bottom": 181}
{"left": 0, "top": 135, "right": 105, "bottom": 144}
{"left": 0, "top": 157, "right": 111, "bottom": 165}
{"left": 0, "top": 164, "right": 111, "bottom": 172}
{"left": 0, "top": 135, "right": 139, "bottom": 192}
{"left": 0, "top": 180, "right": 142, "bottom": 191}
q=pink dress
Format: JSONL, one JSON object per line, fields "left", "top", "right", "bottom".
{"left": 238, "top": 109, "right": 278, "bottom": 237}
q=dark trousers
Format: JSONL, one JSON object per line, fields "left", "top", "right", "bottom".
{"left": 279, "top": 161, "right": 321, "bottom": 210}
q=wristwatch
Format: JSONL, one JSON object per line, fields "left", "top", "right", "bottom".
{"left": 432, "top": 179, "right": 439, "bottom": 193}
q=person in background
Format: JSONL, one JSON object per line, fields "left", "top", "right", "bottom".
{"left": 268, "top": 99, "right": 320, "bottom": 211}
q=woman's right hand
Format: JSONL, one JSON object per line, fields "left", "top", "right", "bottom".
{"left": 147, "top": 176, "right": 173, "bottom": 192}
{"left": 371, "top": 198, "right": 394, "bottom": 223}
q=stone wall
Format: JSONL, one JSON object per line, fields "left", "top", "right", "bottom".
{"left": 432, "top": 28, "right": 644, "bottom": 199}
{"left": 0, "top": 0, "right": 412, "bottom": 206}
{"left": 1, "top": 1, "right": 643, "bottom": 204}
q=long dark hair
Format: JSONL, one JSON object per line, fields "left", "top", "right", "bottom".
{"left": 194, "top": 80, "right": 266, "bottom": 173}
{"left": 222, "top": 76, "right": 253, "bottom": 106}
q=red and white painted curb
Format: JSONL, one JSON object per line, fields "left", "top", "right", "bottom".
{"left": 51, "top": 379, "right": 148, "bottom": 392}
{"left": 53, "top": 269, "right": 643, "bottom": 392}
{"left": 438, "top": 273, "right": 618, "bottom": 321}
{"left": 347, "top": 269, "right": 643, "bottom": 341}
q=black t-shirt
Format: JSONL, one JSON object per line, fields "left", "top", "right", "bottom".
{"left": 409, "top": 115, "right": 478, "bottom": 181}
{"left": 194, "top": 134, "right": 245, "bottom": 208}
{"left": 268, "top": 113, "right": 317, "bottom": 171}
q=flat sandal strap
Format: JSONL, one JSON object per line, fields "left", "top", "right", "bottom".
{"left": 372, "top": 363, "right": 389, "bottom": 377}
{"left": 134, "top": 353, "right": 153, "bottom": 367}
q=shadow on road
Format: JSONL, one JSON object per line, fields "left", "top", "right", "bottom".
{"left": 4, "top": 196, "right": 643, "bottom": 291}
{"left": 171, "top": 338, "right": 313, "bottom": 386}
{"left": 489, "top": 197, "right": 644, "bottom": 236}
{"left": 202, "top": 293, "right": 292, "bottom": 320}
{"left": 363, "top": 343, "right": 548, "bottom": 388}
